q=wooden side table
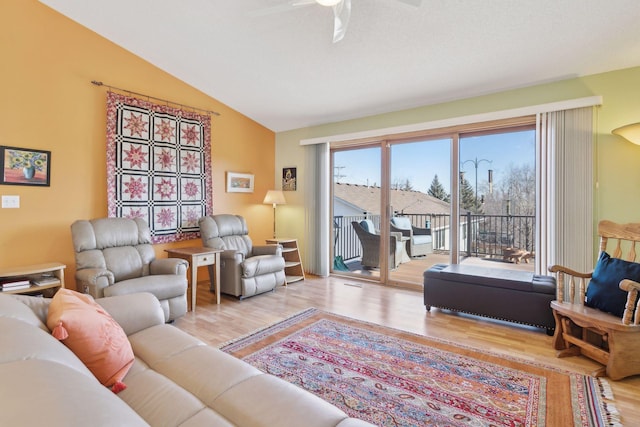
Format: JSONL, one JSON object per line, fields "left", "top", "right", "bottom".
{"left": 0, "top": 262, "right": 66, "bottom": 296}
{"left": 164, "top": 247, "right": 222, "bottom": 309}
{"left": 265, "top": 238, "right": 305, "bottom": 284}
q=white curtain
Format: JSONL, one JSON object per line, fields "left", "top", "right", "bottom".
{"left": 536, "top": 107, "right": 594, "bottom": 276}
{"left": 304, "top": 143, "right": 331, "bottom": 276}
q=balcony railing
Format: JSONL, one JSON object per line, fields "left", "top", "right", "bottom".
{"left": 334, "top": 212, "right": 535, "bottom": 262}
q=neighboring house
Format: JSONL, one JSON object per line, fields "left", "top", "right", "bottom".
{"left": 333, "top": 182, "right": 451, "bottom": 219}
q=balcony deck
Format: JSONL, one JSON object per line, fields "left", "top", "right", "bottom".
{"left": 341, "top": 252, "right": 535, "bottom": 284}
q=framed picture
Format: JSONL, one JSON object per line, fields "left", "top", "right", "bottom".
{"left": 0, "top": 146, "right": 51, "bottom": 187}
{"left": 226, "top": 172, "right": 254, "bottom": 193}
{"left": 282, "top": 167, "right": 297, "bottom": 191}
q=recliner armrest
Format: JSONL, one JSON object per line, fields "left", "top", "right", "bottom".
{"left": 253, "top": 244, "right": 282, "bottom": 256}
{"left": 75, "top": 268, "right": 114, "bottom": 297}
{"left": 150, "top": 257, "right": 188, "bottom": 275}
{"left": 220, "top": 249, "right": 245, "bottom": 263}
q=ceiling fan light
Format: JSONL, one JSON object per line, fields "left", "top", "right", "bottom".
{"left": 316, "top": 0, "right": 341, "bottom": 6}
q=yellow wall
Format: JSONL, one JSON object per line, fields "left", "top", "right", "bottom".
{"left": 276, "top": 67, "right": 640, "bottom": 262}
{"left": 0, "top": 0, "right": 276, "bottom": 288}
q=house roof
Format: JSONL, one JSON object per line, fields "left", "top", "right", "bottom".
{"left": 334, "top": 182, "right": 452, "bottom": 215}
{"left": 39, "top": 0, "right": 640, "bottom": 132}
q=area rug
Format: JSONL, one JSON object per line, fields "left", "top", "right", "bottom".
{"left": 221, "top": 308, "right": 620, "bottom": 427}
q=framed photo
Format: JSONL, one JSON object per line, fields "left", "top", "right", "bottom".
{"left": 0, "top": 146, "right": 51, "bottom": 187}
{"left": 226, "top": 172, "right": 254, "bottom": 193}
{"left": 282, "top": 167, "right": 297, "bottom": 191}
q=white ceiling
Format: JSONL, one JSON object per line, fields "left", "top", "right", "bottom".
{"left": 39, "top": 0, "right": 640, "bottom": 132}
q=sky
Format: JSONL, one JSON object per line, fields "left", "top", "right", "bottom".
{"left": 333, "top": 129, "right": 535, "bottom": 195}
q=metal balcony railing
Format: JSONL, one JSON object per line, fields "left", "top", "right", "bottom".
{"left": 334, "top": 212, "right": 535, "bottom": 262}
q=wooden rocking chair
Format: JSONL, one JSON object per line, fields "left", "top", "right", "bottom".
{"left": 549, "top": 220, "right": 640, "bottom": 380}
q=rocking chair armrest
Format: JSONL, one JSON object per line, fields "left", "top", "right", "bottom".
{"left": 620, "top": 279, "right": 640, "bottom": 293}
{"left": 548, "top": 264, "right": 592, "bottom": 278}
{"left": 619, "top": 279, "right": 640, "bottom": 325}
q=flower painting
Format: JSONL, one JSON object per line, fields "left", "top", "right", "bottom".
{"left": 0, "top": 146, "right": 51, "bottom": 186}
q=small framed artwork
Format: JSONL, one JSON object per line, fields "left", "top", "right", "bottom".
{"left": 226, "top": 172, "right": 254, "bottom": 193}
{"left": 0, "top": 146, "right": 51, "bottom": 187}
{"left": 282, "top": 167, "right": 297, "bottom": 191}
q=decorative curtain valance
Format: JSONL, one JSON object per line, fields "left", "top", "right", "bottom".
{"left": 106, "top": 92, "right": 212, "bottom": 243}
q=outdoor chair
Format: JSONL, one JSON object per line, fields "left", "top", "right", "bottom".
{"left": 548, "top": 220, "right": 640, "bottom": 380}
{"left": 390, "top": 216, "right": 433, "bottom": 257}
{"left": 351, "top": 221, "right": 403, "bottom": 269}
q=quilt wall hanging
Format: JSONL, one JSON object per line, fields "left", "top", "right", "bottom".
{"left": 106, "top": 91, "right": 212, "bottom": 243}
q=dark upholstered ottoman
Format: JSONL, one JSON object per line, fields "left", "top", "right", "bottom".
{"left": 423, "top": 264, "right": 556, "bottom": 334}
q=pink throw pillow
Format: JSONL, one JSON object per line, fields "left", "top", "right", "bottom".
{"left": 46, "top": 289, "right": 134, "bottom": 393}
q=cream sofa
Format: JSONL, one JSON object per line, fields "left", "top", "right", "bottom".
{"left": 0, "top": 292, "right": 373, "bottom": 427}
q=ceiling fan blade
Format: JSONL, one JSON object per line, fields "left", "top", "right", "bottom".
{"left": 249, "top": 0, "right": 314, "bottom": 17}
{"left": 395, "top": 0, "right": 422, "bottom": 7}
{"left": 332, "top": 0, "right": 351, "bottom": 43}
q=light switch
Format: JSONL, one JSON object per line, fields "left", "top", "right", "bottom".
{"left": 1, "top": 195, "right": 20, "bottom": 208}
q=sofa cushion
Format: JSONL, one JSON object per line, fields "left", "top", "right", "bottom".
{"left": 102, "top": 274, "right": 186, "bottom": 300}
{"left": 0, "top": 360, "right": 148, "bottom": 427}
{"left": 0, "top": 293, "right": 49, "bottom": 331}
{"left": 46, "top": 289, "right": 134, "bottom": 391}
{"left": 586, "top": 251, "right": 640, "bottom": 317}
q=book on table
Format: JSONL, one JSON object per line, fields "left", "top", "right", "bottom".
{"left": 0, "top": 277, "right": 31, "bottom": 288}
{"left": 0, "top": 279, "right": 32, "bottom": 291}
{"left": 28, "top": 274, "right": 59, "bottom": 285}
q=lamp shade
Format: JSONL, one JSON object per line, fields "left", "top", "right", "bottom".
{"left": 612, "top": 122, "right": 640, "bottom": 145}
{"left": 263, "top": 190, "right": 286, "bottom": 205}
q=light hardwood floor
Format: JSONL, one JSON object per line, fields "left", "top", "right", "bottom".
{"left": 174, "top": 275, "right": 640, "bottom": 425}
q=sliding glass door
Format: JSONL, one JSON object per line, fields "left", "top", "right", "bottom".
{"left": 388, "top": 138, "right": 451, "bottom": 287}
{"left": 332, "top": 145, "right": 383, "bottom": 280}
{"left": 458, "top": 129, "right": 536, "bottom": 266}
{"left": 330, "top": 119, "right": 536, "bottom": 287}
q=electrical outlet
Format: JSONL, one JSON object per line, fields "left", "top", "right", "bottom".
{"left": 1, "top": 195, "right": 20, "bottom": 208}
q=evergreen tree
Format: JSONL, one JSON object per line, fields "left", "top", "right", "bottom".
{"left": 427, "top": 174, "right": 450, "bottom": 202}
{"left": 460, "top": 176, "right": 482, "bottom": 213}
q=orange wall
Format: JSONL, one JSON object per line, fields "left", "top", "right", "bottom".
{"left": 0, "top": 0, "right": 276, "bottom": 289}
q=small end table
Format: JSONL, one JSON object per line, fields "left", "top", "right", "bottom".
{"left": 165, "top": 247, "right": 222, "bottom": 310}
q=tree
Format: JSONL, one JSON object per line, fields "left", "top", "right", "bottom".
{"left": 391, "top": 178, "right": 413, "bottom": 191}
{"left": 483, "top": 163, "right": 535, "bottom": 216}
{"left": 460, "top": 176, "right": 481, "bottom": 213}
{"left": 427, "top": 174, "right": 450, "bottom": 202}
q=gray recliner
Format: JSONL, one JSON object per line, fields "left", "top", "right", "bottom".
{"left": 199, "top": 214, "right": 286, "bottom": 299}
{"left": 70, "top": 217, "right": 188, "bottom": 322}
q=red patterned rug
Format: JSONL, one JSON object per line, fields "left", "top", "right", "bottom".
{"left": 221, "top": 308, "right": 620, "bottom": 427}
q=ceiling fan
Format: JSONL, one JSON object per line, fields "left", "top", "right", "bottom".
{"left": 255, "top": 0, "right": 422, "bottom": 43}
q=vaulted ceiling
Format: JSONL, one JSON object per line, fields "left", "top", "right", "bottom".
{"left": 40, "top": 0, "right": 640, "bottom": 132}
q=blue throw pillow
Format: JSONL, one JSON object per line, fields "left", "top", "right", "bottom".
{"left": 585, "top": 251, "right": 640, "bottom": 317}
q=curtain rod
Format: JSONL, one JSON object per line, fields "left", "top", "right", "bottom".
{"left": 90, "top": 80, "right": 221, "bottom": 117}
